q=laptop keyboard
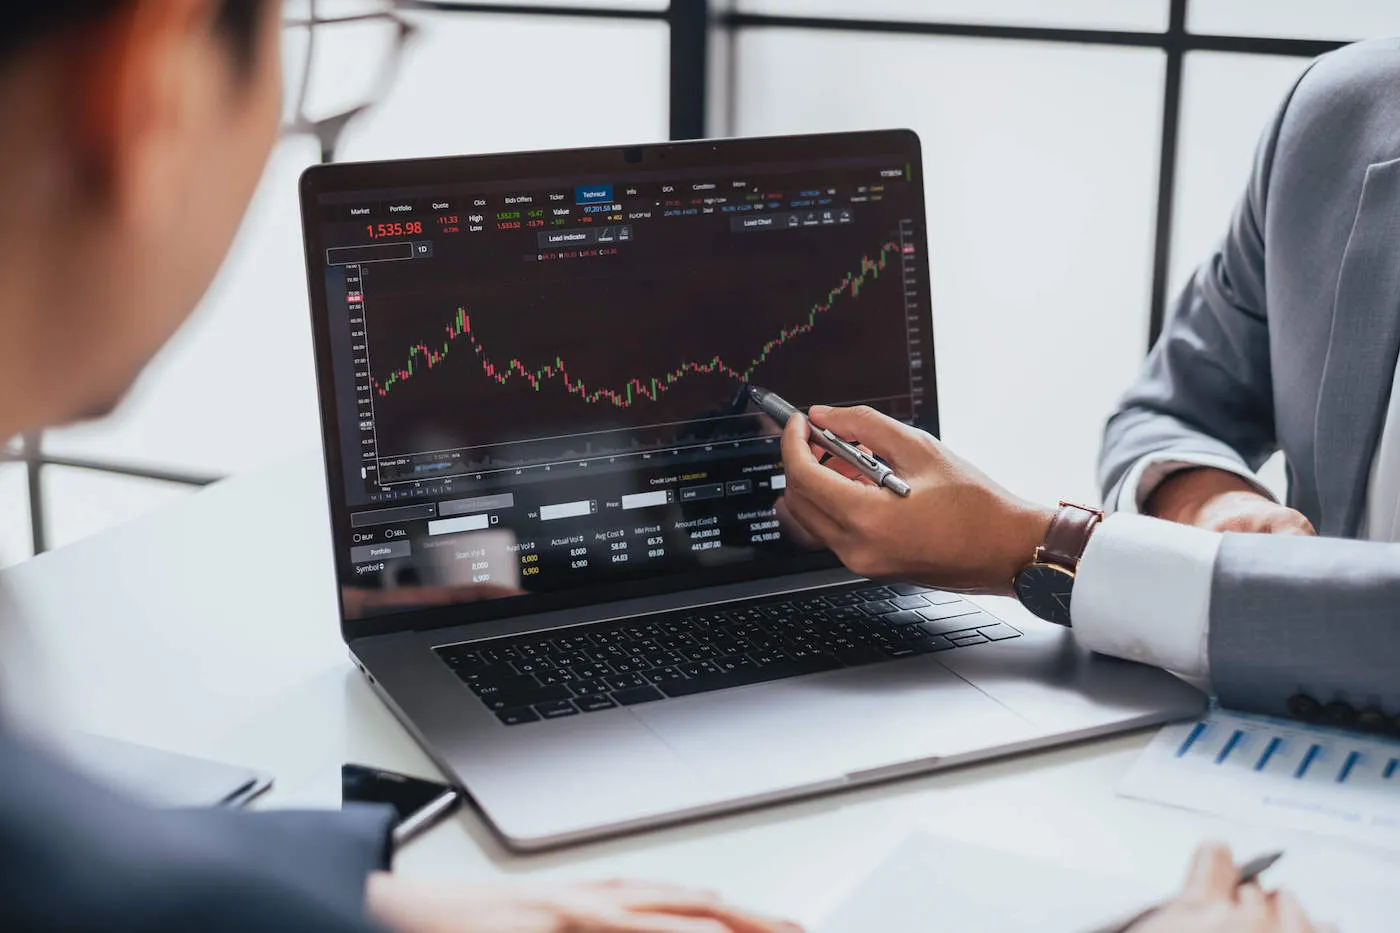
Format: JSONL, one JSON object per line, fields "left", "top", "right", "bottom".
{"left": 434, "top": 584, "right": 1021, "bottom": 726}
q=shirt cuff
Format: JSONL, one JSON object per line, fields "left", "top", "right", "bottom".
{"left": 1071, "top": 514, "right": 1220, "bottom": 679}
{"left": 1113, "top": 452, "right": 1276, "bottom": 515}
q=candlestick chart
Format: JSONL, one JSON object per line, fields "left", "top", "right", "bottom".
{"left": 359, "top": 230, "right": 919, "bottom": 468}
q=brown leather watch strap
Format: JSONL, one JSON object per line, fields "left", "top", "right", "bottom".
{"left": 1037, "top": 501, "right": 1104, "bottom": 572}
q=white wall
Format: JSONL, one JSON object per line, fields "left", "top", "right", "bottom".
{"left": 19, "top": 1, "right": 1400, "bottom": 553}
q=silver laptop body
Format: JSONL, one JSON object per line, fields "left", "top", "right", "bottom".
{"left": 299, "top": 131, "right": 1206, "bottom": 851}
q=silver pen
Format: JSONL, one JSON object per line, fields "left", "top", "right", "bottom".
{"left": 748, "top": 385, "right": 912, "bottom": 497}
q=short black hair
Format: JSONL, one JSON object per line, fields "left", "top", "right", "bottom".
{"left": 2, "top": 1, "right": 267, "bottom": 71}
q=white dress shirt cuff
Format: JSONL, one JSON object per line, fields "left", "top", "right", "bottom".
{"left": 1113, "top": 452, "right": 1276, "bottom": 515}
{"left": 1071, "top": 514, "right": 1221, "bottom": 679}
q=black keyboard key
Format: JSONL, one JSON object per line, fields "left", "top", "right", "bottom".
{"left": 535, "top": 700, "right": 580, "bottom": 719}
{"left": 510, "top": 658, "right": 554, "bottom": 676}
{"left": 682, "top": 644, "right": 721, "bottom": 661}
{"left": 879, "top": 610, "right": 927, "bottom": 627}
{"left": 468, "top": 673, "right": 535, "bottom": 696}
{"left": 949, "top": 632, "right": 989, "bottom": 647}
{"left": 816, "top": 592, "right": 855, "bottom": 607}
{"left": 978, "top": 623, "right": 1022, "bottom": 641}
{"left": 567, "top": 679, "right": 608, "bottom": 696}
{"left": 609, "top": 657, "right": 644, "bottom": 674}
{"left": 883, "top": 644, "right": 917, "bottom": 658}
{"left": 534, "top": 669, "right": 570, "bottom": 686}
{"left": 714, "top": 654, "right": 753, "bottom": 673}
{"left": 575, "top": 693, "right": 617, "bottom": 712}
{"left": 856, "top": 585, "right": 897, "bottom": 601}
{"left": 909, "top": 634, "right": 955, "bottom": 653}
{"left": 606, "top": 673, "right": 647, "bottom": 690}
{"left": 661, "top": 655, "right": 841, "bottom": 698}
{"left": 496, "top": 707, "right": 540, "bottom": 726}
{"left": 917, "top": 616, "right": 987, "bottom": 637}
{"left": 454, "top": 662, "right": 516, "bottom": 685}
{"left": 887, "top": 583, "right": 929, "bottom": 596}
{"left": 859, "top": 599, "right": 898, "bottom": 616}
{"left": 826, "top": 606, "right": 866, "bottom": 621}
{"left": 436, "top": 644, "right": 483, "bottom": 666}
{"left": 570, "top": 663, "right": 608, "bottom": 681}
{"left": 646, "top": 666, "right": 686, "bottom": 684}
{"left": 476, "top": 680, "right": 572, "bottom": 711}
{"left": 917, "top": 602, "right": 980, "bottom": 622}
{"left": 612, "top": 685, "right": 665, "bottom": 706}
{"left": 833, "top": 645, "right": 888, "bottom": 667}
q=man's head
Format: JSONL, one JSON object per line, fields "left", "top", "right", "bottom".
{"left": 0, "top": 1, "right": 281, "bottom": 435}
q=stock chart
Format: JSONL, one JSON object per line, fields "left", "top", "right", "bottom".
{"left": 358, "top": 223, "right": 916, "bottom": 471}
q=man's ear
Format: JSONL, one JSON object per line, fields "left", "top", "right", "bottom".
{"left": 62, "top": 0, "right": 217, "bottom": 222}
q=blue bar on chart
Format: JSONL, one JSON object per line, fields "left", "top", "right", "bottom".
{"left": 1255, "top": 736, "right": 1283, "bottom": 772}
{"left": 1176, "top": 722, "right": 1208, "bottom": 757}
{"left": 1215, "top": 730, "right": 1245, "bottom": 765}
{"left": 1337, "top": 750, "right": 1361, "bottom": 783}
{"left": 1295, "top": 743, "right": 1323, "bottom": 779}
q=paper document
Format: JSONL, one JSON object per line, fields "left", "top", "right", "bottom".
{"left": 818, "top": 832, "right": 1156, "bottom": 933}
{"left": 1119, "top": 708, "right": 1400, "bottom": 852}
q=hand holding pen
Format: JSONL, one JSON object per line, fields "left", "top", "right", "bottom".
{"left": 748, "top": 386, "right": 911, "bottom": 496}
{"left": 1101, "top": 844, "right": 1332, "bottom": 933}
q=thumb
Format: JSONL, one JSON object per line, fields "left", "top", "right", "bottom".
{"left": 807, "top": 405, "right": 932, "bottom": 472}
{"left": 1178, "top": 842, "right": 1238, "bottom": 905}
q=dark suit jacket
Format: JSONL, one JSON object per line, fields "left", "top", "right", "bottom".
{"left": 0, "top": 725, "right": 395, "bottom": 931}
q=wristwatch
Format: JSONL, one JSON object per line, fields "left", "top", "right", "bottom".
{"left": 1012, "top": 501, "right": 1104, "bottom": 627}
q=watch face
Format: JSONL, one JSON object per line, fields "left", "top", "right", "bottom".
{"left": 1013, "top": 563, "right": 1075, "bottom": 626}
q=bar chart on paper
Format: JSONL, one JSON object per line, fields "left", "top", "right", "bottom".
{"left": 1119, "top": 709, "right": 1400, "bottom": 852}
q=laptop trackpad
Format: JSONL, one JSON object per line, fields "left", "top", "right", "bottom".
{"left": 632, "top": 658, "right": 1038, "bottom": 793}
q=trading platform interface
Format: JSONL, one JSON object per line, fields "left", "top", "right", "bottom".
{"left": 309, "top": 140, "right": 935, "bottom": 621}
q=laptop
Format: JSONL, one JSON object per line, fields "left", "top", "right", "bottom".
{"left": 298, "top": 129, "right": 1205, "bottom": 851}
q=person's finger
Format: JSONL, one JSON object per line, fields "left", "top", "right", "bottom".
{"left": 592, "top": 912, "right": 730, "bottom": 933}
{"left": 593, "top": 881, "right": 721, "bottom": 906}
{"left": 1237, "top": 883, "right": 1272, "bottom": 927}
{"left": 777, "top": 491, "right": 844, "bottom": 548}
{"left": 1178, "top": 842, "right": 1239, "bottom": 905}
{"left": 807, "top": 405, "right": 932, "bottom": 473}
{"left": 637, "top": 903, "right": 804, "bottom": 933}
{"left": 1273, "top": 890, "right": 1315, "bottom": 933}
{"left": 774, "top": 496, "right": 824, "bottom": 550}
{"left": 780, "top": 416, "right": 881, "bottom": 524}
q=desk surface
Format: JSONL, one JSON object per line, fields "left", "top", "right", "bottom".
{"left": 2, "top": 452, "right": 1392, "bottom": 928}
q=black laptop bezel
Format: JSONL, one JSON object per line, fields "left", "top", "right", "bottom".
{"left": 299, "top": 129, "right": 938, "bottom": 643}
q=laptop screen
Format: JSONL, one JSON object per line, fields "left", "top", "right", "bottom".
{"left": 300, "top": 131, "right": 937, "bottom": 634}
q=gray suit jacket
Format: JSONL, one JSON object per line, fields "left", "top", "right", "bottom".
{"left": 0, "top": 723, "right": 394, "bottom": 931}
{"left": 1099, "top": 38, "right": 1400, "bottom": 722}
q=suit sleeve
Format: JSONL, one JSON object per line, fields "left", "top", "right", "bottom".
{"left": 1096, "top": 69, "right": 1314, "bottom": 509}
{"left": 1208, "top": 532, "right": 1400, "bottom": 718}
{"left": 0, "top": 730, "right": 395, "bottom": 933}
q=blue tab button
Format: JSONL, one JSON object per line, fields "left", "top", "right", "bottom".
{"left": 575, "top": 184, "right": 614, "bottom": 205}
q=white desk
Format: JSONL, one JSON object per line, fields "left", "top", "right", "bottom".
{"left": 2, "top": 452, "right": 1392, "bottom": 928}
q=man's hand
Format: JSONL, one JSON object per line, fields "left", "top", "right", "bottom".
{"left": 1144, "top": 468, "right": 1315, "bottom": 536}
{"left": 367, "top": 874, "right": 803, "bottom": 933}
{"left": 778, "top": 405, "right": 1054, "bottom": 596}
{"left": 1130, "top": 843, "right": 1332, "bottom": 933}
